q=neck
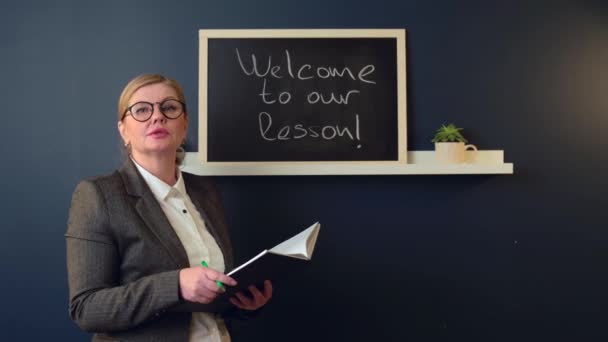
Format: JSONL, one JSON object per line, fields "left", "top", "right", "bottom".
{"left": 131, "top": 152, "right": 178, "bottom": 186}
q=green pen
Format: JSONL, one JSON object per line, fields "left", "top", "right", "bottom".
{"left": 201, "top": 261, "right": 225, "bottom": 289}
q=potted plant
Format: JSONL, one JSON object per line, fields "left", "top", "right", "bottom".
{"left": 431, "top": 123, "right": 477, "bottom": 164}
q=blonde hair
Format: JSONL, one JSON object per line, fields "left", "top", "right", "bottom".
{"left": 118, "top": 74, "right": 187, "bottom": 121}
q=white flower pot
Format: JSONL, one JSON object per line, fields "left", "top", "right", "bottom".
{"left": 435, "top": 142, "right": 477, "bottom": 164}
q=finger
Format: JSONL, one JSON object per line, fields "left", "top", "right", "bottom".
{"left": 249, "top": 288, "right": 267, "bottom": 308}
{"left": 202, "top": 277, "right": 225, "bottom": 294}
{"left": 216, "top": 274, "right": 237, "bottom": 287}
{"left": 202, "top": 271, "right": 228, "bottom": 293}
{"left": 248, "top": 285, "right": 264, "bottom": 302}
{"left": 201, "top": 267, "right": 221, "bottom": 281}
{"left": 229, "top": 296, "right": 244, "bottom": 308}
{"left": 262, "top": 280, "right": 273, "bottom": 298}
{"left": 234, "top": 291, "right": 253, "bottom": 307}
{"left": 203, "top": 268, "right": 237, "bottom": 287}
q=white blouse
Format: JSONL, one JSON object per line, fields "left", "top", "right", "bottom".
{"left": 133, "top": 160, "right": 230, "bottom": 342}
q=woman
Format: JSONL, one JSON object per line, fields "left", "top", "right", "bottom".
{"left": 66, "top": 74, "right": 272, "bottom": 341}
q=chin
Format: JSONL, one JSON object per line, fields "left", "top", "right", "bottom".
{"left": 145, "top": 144, "right": 179, "bottom": 155}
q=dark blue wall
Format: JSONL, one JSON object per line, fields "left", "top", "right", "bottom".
{"left": 2, "top": 0, "right": 607, "bottom": 341}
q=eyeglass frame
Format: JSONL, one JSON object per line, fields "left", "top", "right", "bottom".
{"left": 121, "top": 99, "right": 187, "bottom": 122}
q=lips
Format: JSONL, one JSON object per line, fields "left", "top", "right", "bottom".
{"left": 147, "top": 128, "right": 169, "bottom": 138}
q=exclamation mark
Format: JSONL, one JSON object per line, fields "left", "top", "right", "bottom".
{"left": 356, "top": 114, "right": 362, "bottom": 149}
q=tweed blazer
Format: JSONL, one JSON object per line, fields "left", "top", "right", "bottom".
{"left": 66, "top": 159, "right": 236, "bottom": 342}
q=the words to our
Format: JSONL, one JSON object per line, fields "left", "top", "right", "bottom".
{"left": 235, "top": 48, "right": 377, "bottom": 149}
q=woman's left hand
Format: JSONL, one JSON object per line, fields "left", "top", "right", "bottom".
{"left": 229, "top": 280, "right": 273, "bottom": 311}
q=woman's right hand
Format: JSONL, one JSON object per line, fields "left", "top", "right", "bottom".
{"left": 178, "top": 267, "right": 237, "bottom": 304}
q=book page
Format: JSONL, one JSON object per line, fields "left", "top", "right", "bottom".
{"left": 306, "top": 223, "right": 321, "bottom": 257}
{"left": 269, "top": 222, "right": 320, "bottom": 260}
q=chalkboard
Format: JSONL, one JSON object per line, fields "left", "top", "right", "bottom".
{"left": 199, "top": 29, "right": 406, "bottom": 166}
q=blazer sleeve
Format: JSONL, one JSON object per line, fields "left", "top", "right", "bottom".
{"left": 66, "top": 180, "right": 181, "bottom": 333}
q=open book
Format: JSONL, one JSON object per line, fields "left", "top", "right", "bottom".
{"left": 177, "top": 222, "right": 321, "bottom": 313}
{"left": 229, "top": 221, "right": 321, "bottom": 275}
{"left": 222, "top": 221, "right": 321, "bottom": 299}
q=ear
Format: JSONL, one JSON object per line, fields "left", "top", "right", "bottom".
{"left": 117, "top": 120, "right": 128, "bottom": 145}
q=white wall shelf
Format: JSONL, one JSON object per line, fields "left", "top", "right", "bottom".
{"left": 181, "top": 151, "right": 513, "bottom": 176}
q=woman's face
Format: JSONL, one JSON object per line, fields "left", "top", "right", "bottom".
{"left": 118, "top": 83, "right": 188, "bottom": 162}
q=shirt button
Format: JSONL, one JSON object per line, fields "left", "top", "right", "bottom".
{"left": 182, "top": 209, "right": 187, "bottom": 213}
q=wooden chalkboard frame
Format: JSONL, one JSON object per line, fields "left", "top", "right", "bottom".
{"left": 198, "top": 29, "right": 407, "bottom": 173}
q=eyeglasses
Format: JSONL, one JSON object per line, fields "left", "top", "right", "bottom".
{"left": 123, "top": 99, "right": 186, "bottom": 122}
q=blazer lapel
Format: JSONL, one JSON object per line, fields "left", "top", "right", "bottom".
{"left": 184, "top": 175, "right": 232, "bottom": 270}
{"left": 119, "top": 159, "right": 190, "bottom": 269}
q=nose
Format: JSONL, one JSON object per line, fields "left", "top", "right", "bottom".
{"left": 150, "top": 103, "right": 166, "bottom": 123}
